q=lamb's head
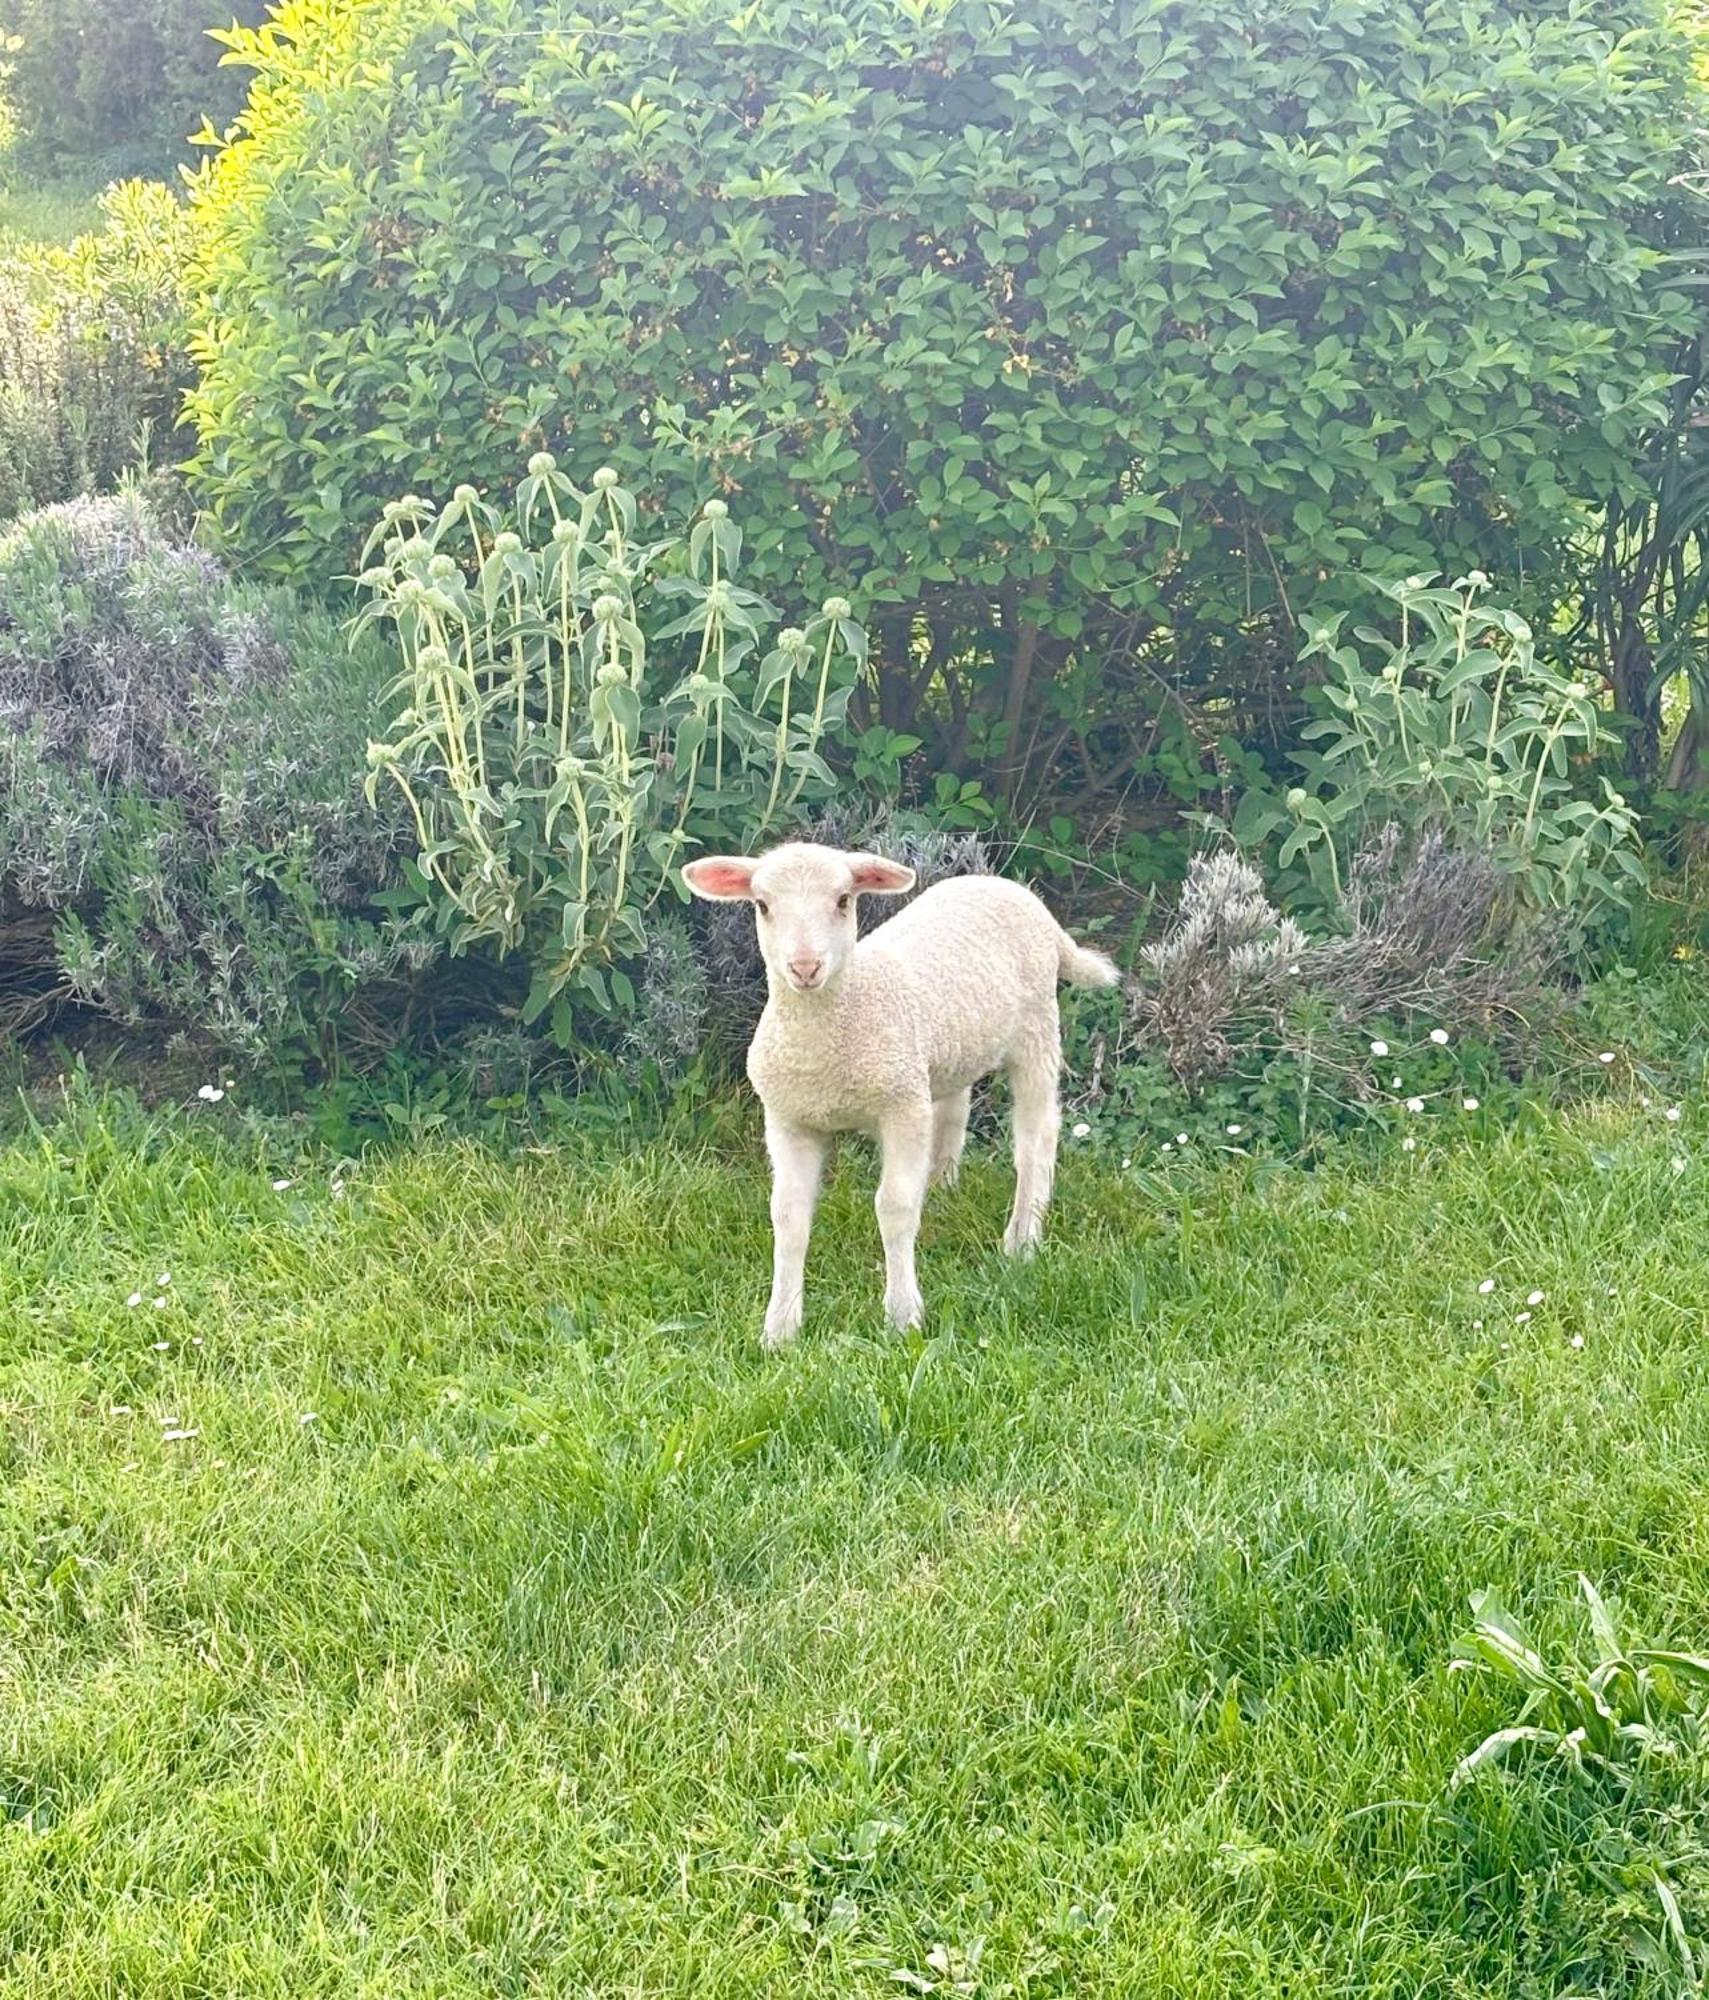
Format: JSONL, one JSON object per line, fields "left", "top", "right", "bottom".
{"left": 683, "top": 841, "right": 915, "bottom": 994}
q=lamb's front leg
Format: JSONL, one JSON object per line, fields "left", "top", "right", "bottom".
{"left": 763, "top": 1113, "right": 828, "bottom": 1350}
{"left": 876, "top": 1101, "right": 934, "bottom": 1330}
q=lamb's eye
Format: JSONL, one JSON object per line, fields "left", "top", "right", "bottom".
{"left": 755, "top": 901, "right": 770, "bottom": 919}
{"left": 836, "top": 894, "right": 851, "bottom": 913}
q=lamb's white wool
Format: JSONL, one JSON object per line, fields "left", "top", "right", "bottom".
{"left": 683, "top": 841, "right": 1120, "bottom": 1347}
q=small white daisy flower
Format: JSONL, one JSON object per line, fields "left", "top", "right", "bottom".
{"left": 1161, "top": 1142, "right": 1173, "bottom": 1153}
{"left": 150, "top": 1339, "right": 170, "bottom": 1352}
{"left": 1071, "top": 1121, "right": 1091, "bottom": 1139}
{"left": 1370, "top": 1039, "right": 1389, "bottom": 1057}
{"left": 299, "top": 1412, "right": 318, "bottom": 1426}
{"left": 1391, "top": 1075, "right": 1403, "bottom": 1088}
{"left": 1121, "top": 1156, "right": 1131, "bottom": 1169}
{"left": 1175, "top": 1134, "right": 1189, "bottom": 1146}
{"left": 1226, "top": 1124, "right": 1242, "bottom": 1136}
{"left": 161, "top": 1428, "right": 199, "bottom": 1443}
{"left": 126, "top": 1291, "right": 142, "bottom": 1308}
{"left": 152, "top": 1295, "right": 168, "bottom": 1311}
{"left": 1569, "top": 1334, "right": 1584, "bottom": 1350}
{"left": 1405, "top": 1097, "right": 1425, "bottom": 1114}
{"left": 1462, "top": 1096, "right": 1480, "bottom": 1111}
{"left": 272, "top": 1178, "right": 292, "bottom": 1192}
{"left": 1429, "top": 1028, "right": 1450, "bottom": 1046}
{"left": 196, "top": 1083, "right": 225, "bottom": 1104}
{"left": 1598, "top": 1052, "right": 1615, "bottom": 1065}
{"left": 1674, "top": 1156, "right": 1688, "bottom": 1176}
{"left": 1402, "top": 1135, "right": 1417, "bottom": 1152}
{"left": 157, "top": 1272, "right": 171, "bottom": 1287}
{"left": 1478, "top": 1279, "right": 1496, "bottom": 1294}
{"left": 1515, "top": 1310, "right": 1532, "bottom": 1324}
{"left": 1526, "top": 1289, "right": 1544, "bottom": 1306}
{"left": 1666, "top": 1106, "right": 1682, "bottom": 1123}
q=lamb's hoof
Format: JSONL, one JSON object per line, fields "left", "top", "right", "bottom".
{"left": 885, "top": 1291, "right": 924, "bottom": 1332}
{"left": 761, "top": 1313, "right": 801, "bottom": 1352}
{"left": 1002, "top": 1224, "right": 1042, "bottom": 1260}
{"left": 932, "top": 1161, "right": 961, "bottom": 1190}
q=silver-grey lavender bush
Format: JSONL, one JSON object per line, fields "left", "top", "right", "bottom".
{"left": 0, "top": 488, "right": 431, "bottom": 1067}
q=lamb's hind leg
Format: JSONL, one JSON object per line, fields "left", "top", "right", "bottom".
{"left": 930, "top": 1086, "right": 972, "bottom": 1187}
{"left": 1003, "top": 1009, "right": 1061, "bottom": 1258}
{"left": 876, "top": 1100, "right": 934, "bottom": 1329}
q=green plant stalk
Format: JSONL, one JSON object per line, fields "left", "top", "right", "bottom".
{"left": 1520, "top": 695, "right": 1576, "bottom": 847}
{"left": 760, "top": 655, "right": 795, "bottom": 832}
{"left": 781, "top": 626, "right": 837, "bottom": 815}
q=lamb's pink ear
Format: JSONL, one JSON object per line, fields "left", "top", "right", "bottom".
{"left": 682, "top": 856, "right": 758, "bottom": 901}
{"left": 848, "top": 853, "right": 915, "bottom": 896}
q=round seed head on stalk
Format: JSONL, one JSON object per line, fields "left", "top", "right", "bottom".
{"left": 702, "top": 498, "right": 728, "bottom": 520}
{"left": 593, "top": 593, "right": 624, "bottom": 623}
{"left": 365, "top": 739, "right": 398, "bottom": 766}
{"left": 592, "top": 466, "right": 620, "bottom": 491}
{"left": 552, "top": 520, "right": 580, "bottom": 545}
{"left": 415, "top": 644, "right": 452, "bottom": 673}
{"left": 395, "top": 579, "right": 427, "bottom": 608}
{"left": 1285, "top": 787, "right": 1308, "bottom": 811}
{"left": 453, "top": 484, "right": 479, "bottom": 505}
{"left": 493, "top": 531, "right": 523, "bottom": 556}
{"left": 706, "top": 581, "right": 734, "bottom": 610}
{"left": 399, "top": 535, "right": 431, "bottom": 562}
{"left": 528, "top": 451, "right": 558, "bottom": 476}
{"left": 428, "top": 554, "right": 459, "bottom": 582}
{"left": 597, "top": 661, "right": 627, "bottom": 687}
{"left": 778, "top": 626, "right": 808, "bottom": 654}
{"left": 358, "top": 566, "right": 391, "bottom": 589}
{"left": 686, "top": 673, "right": 722, "bottom": 700}
{"left": 822, "top": 596, "right": 851, "bottom": 619}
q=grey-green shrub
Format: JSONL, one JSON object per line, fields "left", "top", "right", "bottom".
{"left": 186, "top": 0, "right": 1704, "bottom": 797}
{"left": 0, "top": 488, "right": 432, "bottom": 1068}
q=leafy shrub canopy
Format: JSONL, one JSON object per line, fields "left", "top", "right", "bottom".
{"left": 188, "top": 0, "right": 1703, "bottom": 790}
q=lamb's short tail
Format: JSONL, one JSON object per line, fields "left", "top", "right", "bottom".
{"left": 1057, "top": 928, "right": 1121, "bottom": 989}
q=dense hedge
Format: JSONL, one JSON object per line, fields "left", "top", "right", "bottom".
{"left": 187, "top": 0, "right": 1704, "bottom": 795}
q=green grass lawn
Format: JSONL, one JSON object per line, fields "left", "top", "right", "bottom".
{"left": 3, "top": 1095, "right": 1708, "bottom": 1995}
{"left": 0, "top": 172, "right": 100, "bottom": 247}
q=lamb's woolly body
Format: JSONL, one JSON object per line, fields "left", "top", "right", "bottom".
{"left": 682, "top": 840, "right": 1119, "bottom": 1346}
{"left": 748, "top": 874, "right": 1112, "bottom": 1135}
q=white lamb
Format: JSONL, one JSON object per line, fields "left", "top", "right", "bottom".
{"left": 683, "top": 841, "right": 1120, "bottom": 1346}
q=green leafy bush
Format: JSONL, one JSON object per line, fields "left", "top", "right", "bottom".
{"left": 358, "top": 461, "right": 861, "bottom": 1041}
{"left": 1235, "top": 574, "right": 1645, "bottom": 933}
{"left": 186, "top": 0, "right": 1703, "bottom": 806}
{"left": 0, "top": 0, "right": 266, "bottom": 169}
{"left": 0, "top": 178, "right": 193, "bottom": 518}
{"left": 0, "top": 487, "right": 432, "bottom": 1069}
